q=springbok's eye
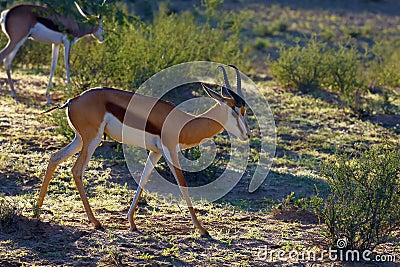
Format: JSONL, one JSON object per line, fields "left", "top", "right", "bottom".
{"left": 232, "top": 106, "right": 242, "bottom": 116}
{"left": 233, "top": 106, "right": 245, "bottom": 116}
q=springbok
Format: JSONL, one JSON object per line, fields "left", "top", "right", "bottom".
{"left": 0, "top": 2, "right": 104, "bottom": 103}
{"left": 37, "top": 65, "right": 249, "bottom": 237}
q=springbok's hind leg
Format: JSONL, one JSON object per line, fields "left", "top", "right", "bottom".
{"left": 71, "top": 132, "right": 103, "bottom": 228}
{"left": 1, "top": 35, "right": 30, "bottom": 101}
{"left": 38, "top": 135, "right": 82, "bottom": 209}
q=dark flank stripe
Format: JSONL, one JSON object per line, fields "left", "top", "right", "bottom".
{"left": 105, "top": 102, "right": 125, "bottom": 123}
{"left": 36, "top": 17, "right": 69, "bottom": 34}
{"left": 105, "top": 102, "right": 161, "bottom": 136}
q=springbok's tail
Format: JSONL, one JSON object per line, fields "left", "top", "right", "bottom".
{"left": 39, "top": 99, "right": 71, "bottom": 115}
{"left": 1, "top": 9, "right": 8, "bottom": 28}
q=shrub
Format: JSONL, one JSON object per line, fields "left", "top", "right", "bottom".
{"left": 368, "top": 40, "right": 400, "bottom": 90}
{"left": 317, "top": 143, "right": 400, "bottom": 251}
{"left": 70, "top": 6, "right": 245, "bottom": 92}
{"left": 324, "top": 44, "right": 366, "bottom": 113}
{"left": 268, "top": 37, "right": 327, "bottom": 92}
{"left": 268, "top": 38, "right": 368, "bottom": 113}
{"left": 253, "top": 20, "right": 288, "bottom": 36}
{"left": 0, "top": 195, "right": 20, "bottom": 227}
{"left": 254, "top": 38, "right": 271, "bottom": 51}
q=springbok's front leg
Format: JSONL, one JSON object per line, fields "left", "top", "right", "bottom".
{"left": 46, "top": 43, "right": 60, "bottom": 104}
{"left": 46, "top": 39, "right": 71, "bottom": 104}
{"left": 63, "top": 38, "right": 72, "bottom": 87}
{"left": 165, "top": 149, "right": 210, "bottom": 237}
{"left": 128, "top": 151, "right": 162, "bottom": 231}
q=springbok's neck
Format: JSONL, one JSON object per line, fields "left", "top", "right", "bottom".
{"left": 77, "top": 22, "right": 98, "bottom": 37}
{"left": 177, "top": 103, "right": 226, "bottom": 146}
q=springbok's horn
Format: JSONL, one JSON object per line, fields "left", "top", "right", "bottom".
{"left": 217, "top": 65, "right": 233, "bottom": 98}
{"left": 74, "top": 2, "right": 89, "bottom": 18}
{"left": 228, "top": 64, "right": 243, "bottom": 97}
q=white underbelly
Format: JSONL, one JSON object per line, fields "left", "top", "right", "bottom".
{"left": 104, "top": 113, "right": 161, "bottom": 152}
{"left": 29, "top": 23, "right": 65, "bottom": 44}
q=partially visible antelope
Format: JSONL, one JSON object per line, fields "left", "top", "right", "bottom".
{"left": 37, "top": 65, "right": 250, "bottom": 237}
{"left": 0, "top": 2, "right": 104, "bottom": 103}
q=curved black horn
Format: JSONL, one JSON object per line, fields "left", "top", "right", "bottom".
{"left": 217, "top": 65, "right": 233, "bottom": 89}
{"left": 74, "top": 1, "right": 89, "bottom": 18}
{"left": 228, "top": 64, "right": 242, "bottom": 97}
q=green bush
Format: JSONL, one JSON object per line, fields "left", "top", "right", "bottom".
{"left": 368, "top": 40, "right": 400, "bottom": 90}
{"left": 324, "top": 44, "right": 366, "bottom": 113}
{"left": 268, "top": 37, "right": 327, "bottom": 92}
{"left": 254, "top": 38, "right": 271, "bottom": 51}
{"left": 268, "top": 38, "right": 367, "bottom": 113}
{"left": 317, "top": 144, "right": 400, "bottom": 251}
{"left": 70, "top": 6, "right": 244, "bottom": 92}
{"left": 253, "top": 20, "right": 288, "bottom": 36}
{"left": 0, "top": 195, "right": 20, "bottom": 227}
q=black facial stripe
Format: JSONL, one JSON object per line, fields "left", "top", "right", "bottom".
{"left": 232, "top": 109, "right": 245, "bottom": 136}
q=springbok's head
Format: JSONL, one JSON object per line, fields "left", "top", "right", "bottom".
{"left": 74, "top": 1, "right": 104, "bottom": 43}
{"left": 202, "top": 65, "right": 250, "bottom": 141}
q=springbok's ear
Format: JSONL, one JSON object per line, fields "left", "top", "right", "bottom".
{"left": 221, "top": 85, "right": 232, "bottom": 99}
{"left": 227, "top": 88, "right": 245, "bottom": 107}
{"left": 201, "top": 83, "right": 225, "bottom": 102}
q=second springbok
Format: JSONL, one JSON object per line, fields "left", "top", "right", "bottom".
{"left": 0, "top": 2, "right": 104, "bottom": 103}
{"left": 38, "top": 65, "right": 250, "bottom": 236}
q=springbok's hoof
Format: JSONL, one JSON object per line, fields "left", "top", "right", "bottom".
{"left": 33, "top": 204, "right": 40, "bottom": 218}
{"left": 95, "top": 224, "right": 105, "bottom": 231}
{"left": 200, "top": 231, "right": 212, "bottom": 239}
